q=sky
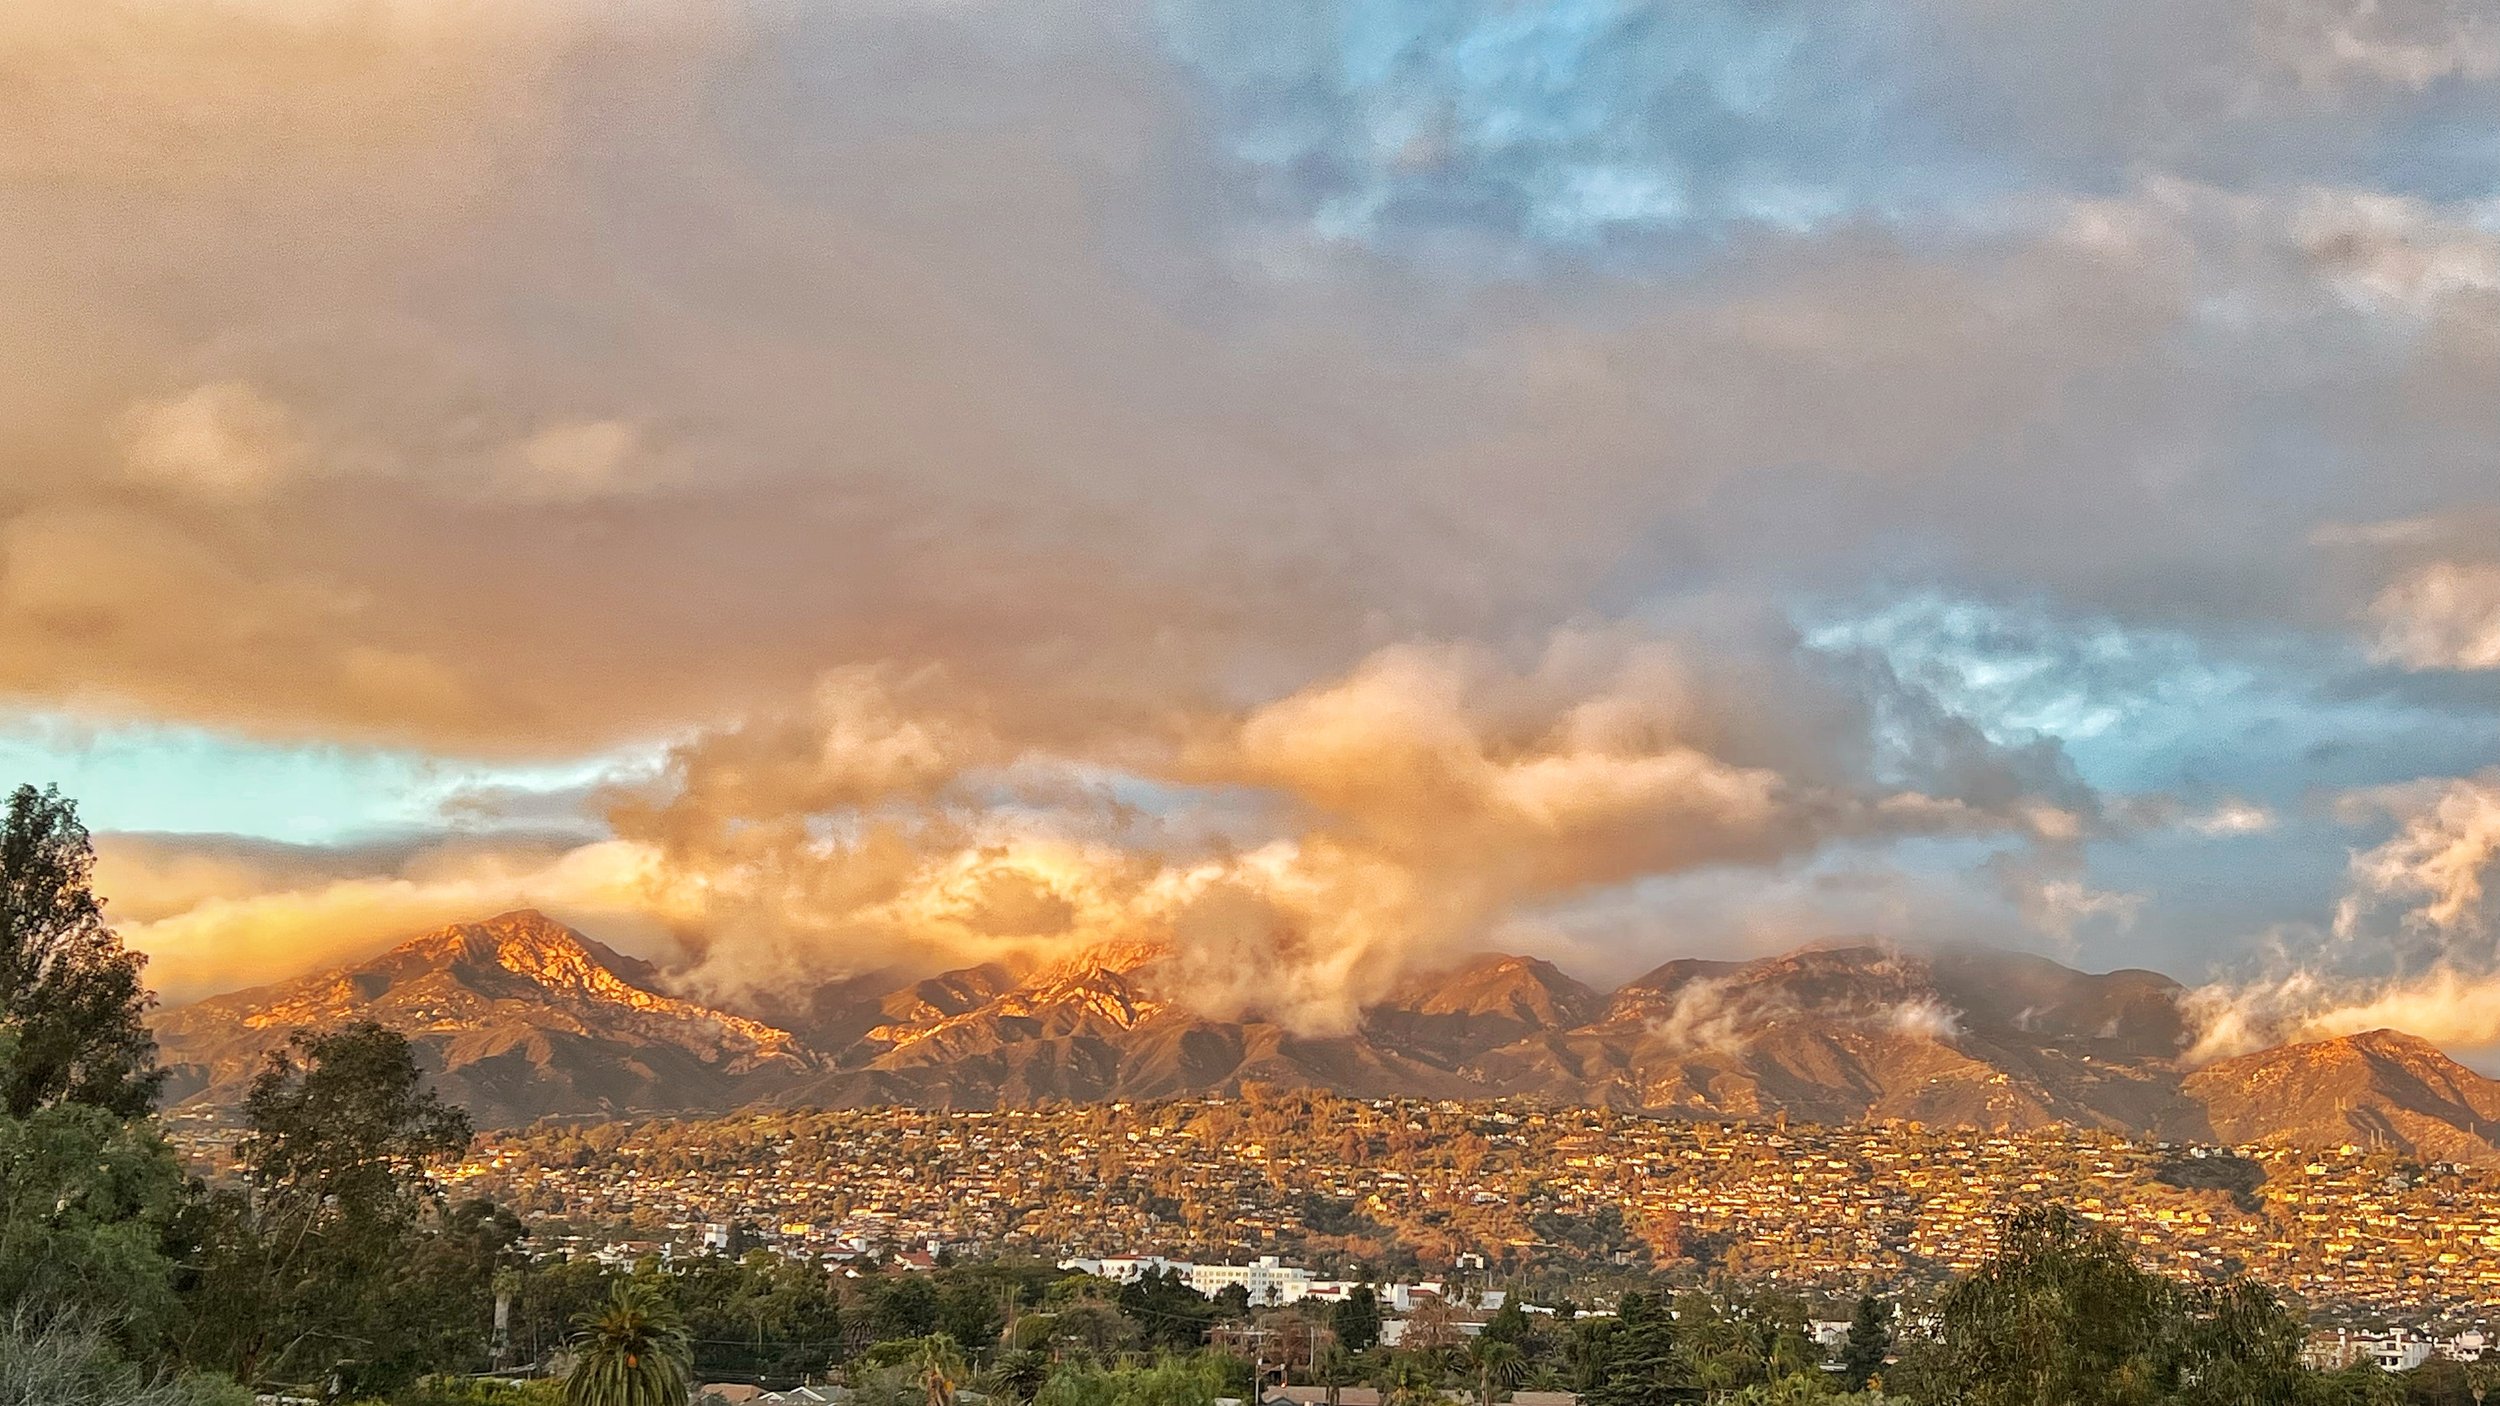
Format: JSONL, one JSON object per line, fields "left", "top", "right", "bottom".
{"left": 2, "top": 0, "right": 2497, "bottom": 1057}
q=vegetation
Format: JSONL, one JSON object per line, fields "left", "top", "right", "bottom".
{"left": 565, "top": 1284, "right": 692, "bottom": 1406}
{"left": 0, "top": 784, "right": 2493, "bottom": 1406}
{"left": 0, "top": 784, "right": 163, "bottom": 1118}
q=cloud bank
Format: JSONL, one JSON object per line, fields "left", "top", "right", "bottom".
{"left": 0, "top": 0, "right": 2491, "bottom": 1039}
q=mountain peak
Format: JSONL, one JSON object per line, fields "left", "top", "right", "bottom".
{"left": 2183, "top": 1025, "right": 2500, "bottom": 1162}
{"left": 153, "top": 915, "right": 2500, "bottom": 1156}
{"left": 154, "top": 908, "right": 809, "bottom": 1125}
{"left": 2328, "top": 1027, "right": 2444, "bottom": 1060}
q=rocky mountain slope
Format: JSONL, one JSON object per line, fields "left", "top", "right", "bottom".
{"left": 153, "top": 910, "right": 815, "bottom": 1125}
{"left": 2182, "top": 1029, "right": 2500, "bottom": 1163}
{"left": 149, "top": 911, "right": 2500, "bottom": 1161}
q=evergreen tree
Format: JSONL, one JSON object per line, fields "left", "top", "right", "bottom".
{"left": 0, "top": 785, "right": 162, "bottom": 1118}
{"left": 1331, "top": 1285, "right": 1381, "bottom": 1354}
{"left": 1116, "top": 1268, "right": 1215, "bottom": 1352}
{"left": 1481, "top": 1297, "right": 1530, "bottom": 1346}
{"left": 1840, "top": 1294, "right": 1891, "bottom": 1392}
{"left": 1584, "top": 1293, "right": 1678, "bottom": 1406}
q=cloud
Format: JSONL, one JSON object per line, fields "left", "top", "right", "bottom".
{"left": 101, "top": 832, "right": 690, "bottom": 1004}
{"left": 0, "top": 0, "right": 2494, "bottom": 1025}
{"left": 2337, "top": 768, "right": 2500, "bottom": 938}
{"left": 2188, "top": 770, "right": 2500, "bottom": 1063}
{"left": 575, "top": 628, "right": 2086, "bottom": 1032}
{"left": 117, "top": 383, "right": 311, "bottom": 499}
{"left": 1642, "top": 957, "right": 1964, "bottom": 1055}
{"left": 2366, "top": 562, "right": 2500, "bottom": 671}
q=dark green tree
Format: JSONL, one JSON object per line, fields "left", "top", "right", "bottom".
{"left": 873, "top": 1275, "right": 944, "bottom": 1344}
{"left": 986, "top": 1347, "right": 1051, "bottom": 1404}
{"left": 1481, "top": 1297, "right": 1530, "bottom": 1347}
{"left": 1330, "top": 1285, "right": 1381, "bottom": 1354}
{"left": 1840, "top": 1293, "right": 1891, "bottom": 1392}
{"left": 0, "top": 1089, "right": 186, "bottom": 1349}
{"left": 1931, "top": 1204, "right": 2329, "bottom": 1406}
{"left": 1115, "top": 1268, "right": 1215, "bottom": 1352}
{"left": 0, "top": 785, "right": 162, "bottom": 1118}
{"left": 1936, "top": 1206, "right": 2174, "bottom": 1406}
{"left": 1583, "top": 1292, "right": 1678, "bottom": 1406}
{"left": 176, "top": 1021, "right": 475, "bottom": 1393}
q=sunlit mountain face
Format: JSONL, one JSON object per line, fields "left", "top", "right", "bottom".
{"left": 4, "top": 0, "right": 2498, "bottom": 1070}
{"left": 151, "top": 910, "right": 2500, "bottom": 1164}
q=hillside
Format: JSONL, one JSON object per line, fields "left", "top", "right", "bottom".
{"left": 147, "top": 912, "right": 2500, "bottom": 1160}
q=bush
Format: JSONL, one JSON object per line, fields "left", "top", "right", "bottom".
{"left": 0, "top": 1318, "right": 250, "bottom": 1406}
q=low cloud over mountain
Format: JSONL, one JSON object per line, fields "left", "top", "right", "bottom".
{"left": 153, "top": 910, "right": 2500, "bottom": 1164}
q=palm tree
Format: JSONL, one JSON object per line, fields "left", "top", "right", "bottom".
{"left": 914, "top": 1332, "right": 969, "bottom": 1406}
{"left": 1468, "top": 1339, "right": 1524, "bottom": 1406}
{"left": 1315, "top": 1344, "right": 1365, "bottom": 1406}
{"left": 1381, "top": 1352, "right": 1444, "bottom": 1406}
{"left": 566, "top": 1283, "right": 693, "bottom": 1406}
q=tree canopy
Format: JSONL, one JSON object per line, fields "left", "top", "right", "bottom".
{"left": 0, "top": 784, "right": 161, "bottom": 1118}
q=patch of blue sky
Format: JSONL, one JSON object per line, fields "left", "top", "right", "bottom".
{"left": 1802, "top": 593, "right": 2500, "bottom": 803}
{"left": 1803, "top": 595, "right": 2242, "bottom": 784}
{"left": 0, "top": 712, "right": 649, "bottom": 845}
{"left": 1160, "top": 0, "right": 2003, "bottom": 258}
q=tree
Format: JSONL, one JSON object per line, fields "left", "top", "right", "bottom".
{"left": 1316, "top": 1344, "right": 1367, "bottom": 1406}
{"left": 1469, "top": 1337, "right": 1525, "bottom": 1406}
{"left": 1332, "top": 1286, "right": 1382, "bottom": 1354}
{"left": 0, "top": 1092, "right": 185, "bottom": 1349}
{"left": 1381, "top": 1353, "right": 1445, "bottom": 1406}
{"left": 1935, "top": 1206, "right": 2174, "bottom": 1406}
{"left": 567, "top": 1283, "right": 691, "bottom": 1406}
{"left": 1480, "top": 1299, "right": 1530, "bottom": 1347}
{"left": 0, "top": 785, "right": 161, "bottom": 1118}
{"left": 177, "top": 1021, "right": 475, "bottom": 1391}
{"left": 1839, "top": 1295, "right": 1890, "bottom": 1393}
{"left": 1930, "top": 1204, "right": 2323, "bottom": 1406}
{"left": 1117, "top": 1268, "right": 1215, "bottom": 1352}
{"left": 1584, "top": 1293, "right": 1678, "bottom": 1406}
{"left": 912, "top": 1333, "right": 968, "bottom": 1406}
{"left": 984, "top": 1347, "right": 1051, "bottom": 1404}
{"left": 874, "top": 1275, "right": 944, "bottom": 1343}
{"left": 1402, "top": 1297, "right": 1463, "bottom": 1355}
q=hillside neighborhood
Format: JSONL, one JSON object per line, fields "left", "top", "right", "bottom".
{"left": 428, "top": 1095, "right": 2500, "bottom": 1334}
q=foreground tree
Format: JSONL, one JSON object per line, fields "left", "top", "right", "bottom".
{"left": 567, "top": 1283, "right": 691, "bottom": 1406}
{"left": 0, "top": 1079, "right": 186, "bottom": 1350}
{"left": 177, "top": 1022, "right": 477, "bottom": 1393}
{"left": 0, "top": 784, "right": 161, "bottom": 1118}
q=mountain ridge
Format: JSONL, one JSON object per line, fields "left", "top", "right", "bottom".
{"left": 149, "top": 909, "right": 2500, "bottom": 1163}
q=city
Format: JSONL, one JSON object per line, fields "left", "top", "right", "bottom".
{"left": 9, "top": 0, "right": 2500, "bottom": 1400}
{"left": 440, "top": 1096, "right": 2500, "bottom": 1331}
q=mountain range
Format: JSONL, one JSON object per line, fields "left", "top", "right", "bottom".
{"left": 151, "top": 909, "right": 2500, "bottom": 1163}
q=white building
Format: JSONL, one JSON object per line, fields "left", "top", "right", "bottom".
{"left": 1058, "top": 1255, "right": 1320, "bottom": 1304}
